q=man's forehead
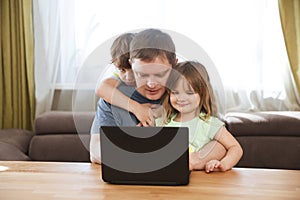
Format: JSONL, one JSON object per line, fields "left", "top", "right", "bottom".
{"left": 133, "top": 62, "right": 171, "bottom": 69}
{"left": 132, "top": 57, "right": 171, "bottom": 66}
{"left": 133, "top": 66, "right": 171, "bottom": 76}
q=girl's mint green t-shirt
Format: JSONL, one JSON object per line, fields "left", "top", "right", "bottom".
{"left": 155, "top": 113, "right": 224, "bottom": 152}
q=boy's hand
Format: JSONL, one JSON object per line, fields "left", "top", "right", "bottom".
{"left": 134, "top": 103, "right": 153, "bottom": 127}
{"left": 150, "top": 104, "right": 163, "bottom": 119}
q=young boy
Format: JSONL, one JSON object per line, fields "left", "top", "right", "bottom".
{"left": 95, "top": 32, "right": 153, "bottom": 126}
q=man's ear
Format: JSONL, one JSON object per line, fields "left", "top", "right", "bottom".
{"left": 128, "top": 59, "right": 132, "bottom": 65}
{"left": 175, "top": 58, "right": 178, "bottom": 65}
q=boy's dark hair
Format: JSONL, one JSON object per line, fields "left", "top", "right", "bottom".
{"left": 110, "top": 33, "right": 135, "bottom": 69}
{"left": 130, "top": 29, "right": 176, "bottom": 66}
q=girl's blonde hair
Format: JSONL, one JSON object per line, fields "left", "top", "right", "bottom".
{"left": 160, "top": 61, "right": 218, "bottom": 125}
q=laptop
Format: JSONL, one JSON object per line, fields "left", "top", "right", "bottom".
{"left": 100, "top": 126, "right": 190, "bottom": 186}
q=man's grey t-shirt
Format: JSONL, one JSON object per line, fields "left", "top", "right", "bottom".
{"left": 90, "top": 81, "right": 161, "bottom": 133}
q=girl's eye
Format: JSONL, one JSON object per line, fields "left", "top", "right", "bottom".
{"left": 187, "top": 91, "right": 195, "bottom": 95}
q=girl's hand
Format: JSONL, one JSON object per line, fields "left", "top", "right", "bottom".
{"left": 205, "top": 160, "right": 227, "bottom": 173}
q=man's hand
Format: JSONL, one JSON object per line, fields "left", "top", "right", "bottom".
{"left": 189, "top": 152, "right": 205, "bottom": 171}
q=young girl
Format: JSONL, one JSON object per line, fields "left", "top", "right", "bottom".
{"left": 156, "top": 61, "right": 243, "bottom": 173}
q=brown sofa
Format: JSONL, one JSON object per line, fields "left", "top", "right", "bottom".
{"left": 225, "top": 112, "right": 300, "bottom": 169}
{"left": 29, "top": 111, "right": 94, "bottom": 162}
{"left": 1, "top": 111, "right": 300, "bottom": 170}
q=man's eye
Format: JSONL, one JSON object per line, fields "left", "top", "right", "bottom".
{"left": 118, "top": 68, "right": 126, "bottom": 73}
{"left": 187, "top": 91, "right": 195, "bottom": 95}
{"left": 156, "top": 73, "right": 165, "bottom": 78}
{"left": 138, "top": 74, "right": 148, "bottom": 78}
{"left": 155, "top": 70, "right": 169, "bottom": 78}
{"left": 171, "top": 91, "right": 178, "bottom": 95}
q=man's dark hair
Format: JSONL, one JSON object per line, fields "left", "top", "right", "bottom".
{"left": 130, "top": 29, "right": 176, "bottom": 66}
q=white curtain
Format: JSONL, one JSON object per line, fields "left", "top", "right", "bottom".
{"left": 33, "top": 0, "right": 300, "bottom": 116}
{"left": 33, "top": 0, "right": 77, "bottom": 116}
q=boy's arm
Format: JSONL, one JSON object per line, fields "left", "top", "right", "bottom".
{"left": 96, "top": 78, "right": 152, "bottom": 126}
{"left": 96, "top": 77, "right": 121, "bottom": 100}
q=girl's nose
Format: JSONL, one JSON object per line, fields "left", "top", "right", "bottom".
{"left": 176, "top": 94, "right": 186, "bottom": 101}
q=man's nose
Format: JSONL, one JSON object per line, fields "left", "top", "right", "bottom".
{"left": 146, "top": 80, "right": 158, "bottom": 88}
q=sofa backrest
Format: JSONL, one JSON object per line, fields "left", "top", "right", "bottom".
{"left": 225, "top": 111, "right": 300, "bottom": 137}
{"left": 34, "top": 111, "right": 95, "bottom": 135}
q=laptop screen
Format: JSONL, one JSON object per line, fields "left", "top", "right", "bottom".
{"left": 100, "top": 126, "right": 190, "bottom": 185}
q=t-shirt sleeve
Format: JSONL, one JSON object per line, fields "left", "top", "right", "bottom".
{"left": 97, "top": 99, "right": 118, "bottom": 126}
{"left": 112, "top": 70, "right": 120, "bottom": 79}
{"left": 206, "top": 117, "right": 225, "bottom": 140}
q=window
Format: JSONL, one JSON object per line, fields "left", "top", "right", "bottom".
{"left": 34, "top": 0, "right": 293, "bottom": 113}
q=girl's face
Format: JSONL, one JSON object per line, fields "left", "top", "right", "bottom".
{"left": 170, "top": 78, "right": 201, "bottom": 120}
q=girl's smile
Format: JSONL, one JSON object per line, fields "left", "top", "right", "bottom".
{"left": 170, "top": 78, "right": 201, "bottom": 122}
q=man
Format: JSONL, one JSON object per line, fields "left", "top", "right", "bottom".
{"left": 90, "top": 29, "right": 176, "bottom": 163}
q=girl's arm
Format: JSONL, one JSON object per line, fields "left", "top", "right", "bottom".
{"left": 96, "top": 78, "right": 153, "bottom": 126}
{"left": 205, "top": 126, "right": 243, "bottom": 173}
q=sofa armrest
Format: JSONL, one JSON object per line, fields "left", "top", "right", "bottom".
{"left": 0, "top": 129, "right": 34, "bottom": 161}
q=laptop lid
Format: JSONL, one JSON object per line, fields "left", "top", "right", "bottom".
{"left": 100, "top": 126, "right": 190, "bottom": 186}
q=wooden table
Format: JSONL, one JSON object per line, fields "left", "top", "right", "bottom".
{"left": 0, "top": 161, "right": 299, "bottom": 200}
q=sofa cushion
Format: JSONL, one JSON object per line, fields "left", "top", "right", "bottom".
{"left": 34, "top": 111, "right": 95, "bottom": 135}
{"left": 0, "top": 129, "right": 34, "bottom": 161}
{"left": 236, "top": 136, "right": 300, "bottom": 170}
{"left": 29, "top": 134, "right": 90, "bottom": 162}
{"left": 225, "top": 111, "right": 300, "bottom": 137}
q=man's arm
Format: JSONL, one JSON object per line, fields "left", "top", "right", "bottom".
{"left": 89, "top": 99, "right": 118, "bottom": 164}
{"left": 90, "top": 133, "right": 101, "bottom": 164}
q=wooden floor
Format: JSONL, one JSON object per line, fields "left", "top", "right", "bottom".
{"left": 0, "top": 161, "right": 299, "bottom": 200}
